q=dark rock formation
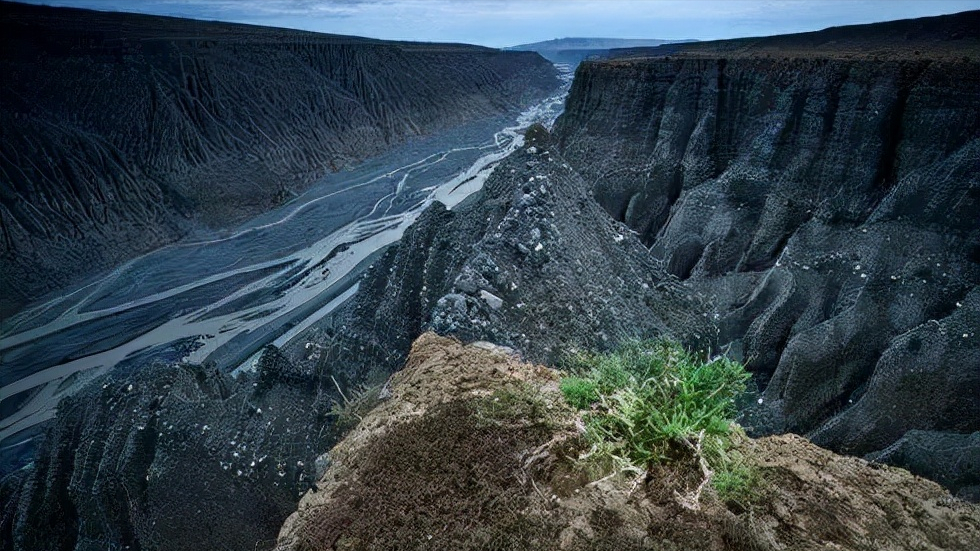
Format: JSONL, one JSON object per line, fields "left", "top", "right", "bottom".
{"left": 312, "top": 124, "right": 710, "bottom": 376}
{"left": 552, "top": 14, "right": 980, "bottom": 498}
{"left": 9, "top": 347, "right": 333, "bottom": 551}
{"left": 0, "top": 1, "right": 558, "bottom": 317}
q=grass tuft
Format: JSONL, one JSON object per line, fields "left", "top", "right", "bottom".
{"left": 475, "top": 385, "right": 555, "bottom": 428}
{"left": 712, "top": 457, "right": 759, "bottom": 505}
{"left": 558, "top": 339, "right": 756, "bottom": 503}
{"left": 558, "top": 377, "right": 599, "bottom": 409}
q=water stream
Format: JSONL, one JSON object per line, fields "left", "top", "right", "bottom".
{"left": 0, "top": 65, "right": 573, "bottom": 469}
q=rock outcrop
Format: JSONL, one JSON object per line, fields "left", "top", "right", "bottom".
{"left": 7, "top": 346, "right": 333, "bottom": 551}
{"left": 328, "top": 124, "right": 710, "bottom": 367}
{"left": 0, "top": 1, "right": 558, "bottom": 317}
{"left": 275, "top": 332, "right": 980, "bottom": 551}
{"left": 551, "top": 12, "right": 980, "bottom": 497}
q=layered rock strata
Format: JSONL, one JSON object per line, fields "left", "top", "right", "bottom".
{"left": 552, "top": 19, "right": 980, "bottom": 497}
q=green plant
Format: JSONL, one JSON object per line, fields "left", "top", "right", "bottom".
{"left": 711, "top": 456, "right": 759, "bottom": 506}
{"left": 559, "top": 377, "right": 599, "bottom": 409}
{"left": 558, "top": 339, "right": 755, "bottom": 503}
{"left": 328, "top": 377, "right": 385, "bottom": 433}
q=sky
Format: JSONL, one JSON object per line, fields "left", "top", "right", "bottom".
{"left": 15, "top": 0, "right": 980, "bottom": 47}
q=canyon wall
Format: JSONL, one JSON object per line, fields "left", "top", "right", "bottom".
{"left": 0, "top": 1, "right": 557, "bottom": 316}
{"left": 7, "top": 9, "right": 979, "bottom": 551}
{"left": 553, "top": 28, "right": 979, "bottom": 496}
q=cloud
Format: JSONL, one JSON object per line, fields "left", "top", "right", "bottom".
{"left": 16, "top": 0, "right": 980, "bottom": 47}
{"left": 57, "top": 0, "right": 385, "bottom": 17}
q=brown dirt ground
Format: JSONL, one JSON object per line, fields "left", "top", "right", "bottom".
{"left": 275, "top": 333, "right": 980, "bottom": 551}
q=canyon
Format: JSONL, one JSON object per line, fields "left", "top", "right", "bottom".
{"left": 0, "top": 1, "right": 557, "bottom": 317}
{"left": 1, "top": 4, "right": 978, "bottom": 550}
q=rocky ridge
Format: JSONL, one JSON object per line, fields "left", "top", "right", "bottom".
{"left": 315, "top": 124, "right": 711, "bottom": 369}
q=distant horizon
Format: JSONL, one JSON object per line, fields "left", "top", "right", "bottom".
{"left": 11, "top": 0, "right": 980, "bottom": 48}
{"left": 506, "top": 37, "right": 699, "bottom": 49}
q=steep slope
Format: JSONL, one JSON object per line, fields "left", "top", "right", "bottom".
{"left": 275, "top": 333, "right": 980, "bottom": 551}
{"left": 289, "top": 124, "right": 711, "bottom": 385}
{"left": 6, "top": 346, "right": 334, "bottom": 551}
{"left": 553, "top": 12, "right": 980, "bottom": 497}
{"left": 0, "top": 1, "right": 558, "bottom": 317}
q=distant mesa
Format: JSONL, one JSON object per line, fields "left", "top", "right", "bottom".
{"left": 606, "top": 9, "right": 980, "bottom": 60}
{"left": 505, "top": 37, "right": 697, "bottom": 65}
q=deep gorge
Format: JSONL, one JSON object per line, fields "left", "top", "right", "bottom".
{"left": 0, "top": 1, "right": 558, "bottom": 317}
{"left": 2, "top": 5, "right": 978, "bottom": 550}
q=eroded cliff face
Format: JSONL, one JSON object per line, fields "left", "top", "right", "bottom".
{"left": 553, "top": 55, "right": 980, "bottom": 496}
{"left": 0, "top": 2, "right": 558, "bottom": 316}
{"left": 6, "top": 346, "right": 333, "bottom": 551}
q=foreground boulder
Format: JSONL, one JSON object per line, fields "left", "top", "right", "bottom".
{"left": 275, "top": 333, "right": 980, "bottom": 551}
